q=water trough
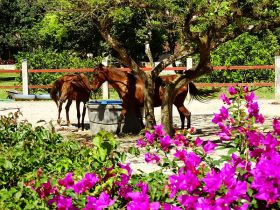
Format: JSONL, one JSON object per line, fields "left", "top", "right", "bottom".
{"left": 86, "top": 100, "right": 142, "bottom": 135}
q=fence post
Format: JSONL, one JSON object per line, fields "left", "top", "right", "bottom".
{"left": 275, "top": 56, "right": 280, "bottom": 100}
{"left": 102, "top": 57, "right": 109, "bottom": 100}
{"left": 22, "top": 59, "right": 28, "bottom": 95}
{"left": 186, "top": 57, "right": 193, "bottom": 70}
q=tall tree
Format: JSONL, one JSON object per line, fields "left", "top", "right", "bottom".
{"left": 52, "top": 0, "right": 280, "bottom": 135}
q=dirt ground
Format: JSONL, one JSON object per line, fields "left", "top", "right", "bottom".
{"left": 1, "top": 98, "right": 280, "bottom": 173}
{"left": 1, "top": 98, "right": 280, "bottom": 139}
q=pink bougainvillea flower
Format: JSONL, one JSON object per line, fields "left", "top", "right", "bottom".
{"left": 189, "top": 127, "right": 196, "bottom": 134}
{"left": 58, "top": 173, "right": 75, "bottom": 189}
{"left": 119, "top": 163, "right": 132, "bottom": 176}
{"left": 144, "top": 153, "right": 160, "bottom": 164}
{"left": 136, "top": 138, "right": 147, "bottom": 147}
{"left": 249, "top": 148, "right": 264, "bottom": 159}
{"left": 218, "top": 131, "right": 232, "bottom": 141}
{"left": 184, "top": 152, "right": 201, "bottom": 173}
{"left": 84, "top": 192, "right": 116, "bottom": 210}
{"left": 173, "top": 134, "right": 188, "bottom": 146}
{"left": 118, "top": 185, "right": 133, "bottom": 200}
{"left": 245, "top": 91, "right": 255, "bottom": 103}
{"left": 203, "top": 141, "right": 217, "bottom": 153}
{"left": 116, "top": 163, "right": 132, "bottom": 187}
{"left": 262, "top": 133, "right": 279, "bottom": 152}
{"left": 212, "top": 106, "right": 229, "bottom": 124}
{"left": 231, "top": 153, "right": 251, "bottom": 172}
{"left": 83, "top": 173, "right": 99, "bottom": 189}
{"left": 256, "top": 113, "right": 265, "bottom": 124}
{"left": 223, "top": 180, "right": 248, "bottom": 203}
{"left": 247, "top": 101, "right": 259, "bottom": 118}
{"left": 127, "top": 191, "right": 160, "bottom": 210}
{"left": 174, "top": 151, "right": 201, "bottom": 174}
{"left": 56, "top": 196, "right": 74, "bottom": 210}
{"left": 246, "top": 130, "right": 263, "bottom": 147}
{"left": 136, "top": 182, "right": 149, "bottom": 194}
{"left": 154, "top": 124, "right": 165, "bottom": 136}
{"left": 177, "top": 195, "right": 199, "bottom": 209}
{"left": 202, "top": 169, "right": 222, "bottom": 193}
{"left": 194, "top": 137, "right": 203, "bottom": 146}
{"left": 169, "top": 171, "right": 200, "bottom": 198}
{"left": 36, "top": 181, "right": 57, "bottom": 199}
{"left": 251, "top": 152, "right": 280, "bottom": 205}
{"left": 228, "top": 86, "right": 237, "bottom": 95}
{"left": 243, "top": 86, "right": 249, "bottom": 93}
{"left": 220, "top": 93, "right": 231, "bottom": 105}
{"left": 159, "top": 135, "right": 172, "bottom": 151}
{"left": 73, "top": 173, "right": 99, "bottom": 194}
{"left": 73, "top": 181, "right": 84, "bottom": 194}
{"left": 174, "top": 149, "right": 188, "bottom": 161}
{"left": 37, "top": 167, "right": 43, "bottom": 177}
{"left": 163, "top": 203, "right": 182, "bottom": 210}
{"left": 144, "top": 131, "right": 155, "bottom": 144}
{"left": 217, "top": 122, "right": 232, "bottom": 141}
{"left": 273, "top": 118, "right": 280, "bottom": 135}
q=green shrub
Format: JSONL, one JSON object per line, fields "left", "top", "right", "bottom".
{"left": 0, "top": 111, "right": 101, "bottom": 209}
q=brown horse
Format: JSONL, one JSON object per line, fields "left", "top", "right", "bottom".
{"left": 50, "top": 73, "right": 92, "bottom": 130}
{"left": 91, "top": 64, "right": 213, "bottom": 133}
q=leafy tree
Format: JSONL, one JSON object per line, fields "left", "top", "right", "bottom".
{"left": 0, "top": 0, "right": 45, "bottom": 61}
{"left": 196, "top": 31, "right": 280, "bottom": 83}
{"left": 47, "top": 0, "right": 280, "bottom": 135}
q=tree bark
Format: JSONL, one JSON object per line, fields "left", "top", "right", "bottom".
{"left": 161, "top": 83, "right": 175, "bottom": 136}
{"left": 144, "top": 73, "right": 156, "bottom": 128}
{"left": 160, "top": 36, "right": 213, "bottom": 136}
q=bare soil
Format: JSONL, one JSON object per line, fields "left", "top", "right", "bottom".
{"left": 1, "top": 98, "right": 279, "bottom": 142}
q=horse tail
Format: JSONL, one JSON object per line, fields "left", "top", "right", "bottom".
{"left": 50, "top": 78, "right": 62, "bottom": 107}
{"left": 188, "top": 82, "right": 219, "bottom": 102}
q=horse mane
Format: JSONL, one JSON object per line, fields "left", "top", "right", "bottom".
{"left": 71, "top": 73, "right": 92, "bottom": 92}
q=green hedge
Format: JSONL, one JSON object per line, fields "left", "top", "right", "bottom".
{"left": 15, "top": 49, "right": 102, "bottom": 93}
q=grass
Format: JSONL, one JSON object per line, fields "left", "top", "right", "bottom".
{"left": 0, "top": 73, "right": 20, "bottom": 99}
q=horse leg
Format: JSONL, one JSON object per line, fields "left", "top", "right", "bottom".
{"left": 116, "top": 109, "right": 127, "bottom": 134}
{"left": 76, "top": 100, "right": 81, "bottom": 129}
{"left": 57, "top": 100, "right": 63, "bottom": 125}
{"left": 176, "top": 105, "right": 191, "bottom": 129}
{"left": 136, "top": 108, "right": 144, "bottom": 128}
{"left": 81, "top": 102, "right": 87, "bottom": 131}
{"left": 65, "top": 100, "right": 72, "bottom": 126}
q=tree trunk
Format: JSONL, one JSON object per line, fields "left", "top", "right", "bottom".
{"left": 161, "top": 83, "right": 175, "bottom": 136}
{"left": 144, "top": 74, "right": 156, "bottom": 129}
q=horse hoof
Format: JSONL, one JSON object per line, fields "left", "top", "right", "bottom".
{"left": 57, "top": 119, "right": 61, "bottom": 125}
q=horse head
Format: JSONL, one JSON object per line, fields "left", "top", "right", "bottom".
{"left": 91, "top": 64, "right": 107, "bottom": 91}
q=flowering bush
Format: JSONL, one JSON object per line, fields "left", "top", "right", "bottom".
{"left": 30, "top": 86, "right": 279, "bottom": 209}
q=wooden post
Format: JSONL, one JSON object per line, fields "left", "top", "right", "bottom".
{"left": 275, "top": 56, "right": 280, "bottom": 100}
{"left": 22, "top": 59, "right": 28, "bottom": 95}
{"left": 186, "top": 57, "right": 193, "bottom": 70}
{"left": 102, "top": 57, "right": 109, "bottom": 100}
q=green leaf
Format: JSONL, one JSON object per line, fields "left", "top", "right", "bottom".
{"left": 227, "top": 148, "right": 238, "bottom": 155}
{"left": 3, "top": 160, "right": 13, "bottom": 169}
